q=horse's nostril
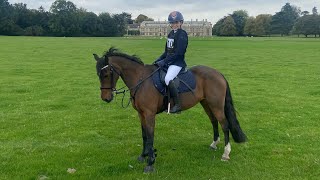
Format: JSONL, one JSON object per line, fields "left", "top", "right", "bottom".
{"left": 103, "top": 95, "right": 113, "bottom": 103}
{"left": 103, "top": 98, "right": 112, "bottom": 103}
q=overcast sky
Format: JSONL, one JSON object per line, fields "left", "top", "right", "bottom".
{"left": 8, "top": 0, "right": 319, "bottom": 24}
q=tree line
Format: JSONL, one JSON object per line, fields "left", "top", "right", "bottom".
{"left": 0, "top": 0, "right": 136, "bottom": 36}
{"left": 213, "top": 3, "right": 320, "bottom": 37}
{"left": 1, "top": 1, "right": 319, "bottom": 37}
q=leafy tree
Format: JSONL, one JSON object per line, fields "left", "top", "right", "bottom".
{"left": 0, "top": 0, "right": 11, "bottom": 17}
{"left": 243, "top": 17, "right": 255, "bottom": 36}
{"left": 24, "top": 25, "right": 44, "bottom": 36}
{"left": 270, "top": 12, "right": 285, "bottom": 35}
{"left": 0, "top": 18, "right": 23, "bottom": 35}
{"left": 34, "top": 6, "right": 50, "bottom": 34}
{"left": 12, "top": 3, "right": 32, "bottom": 29}
{"left": 135, "top": 14, "right": 154, "bottom": 24}
{"left": 112, "top": 12, "right": 130, "bottom": 36}
{"left": 230, "top": 10, "right": 248, "bottom": 36}
{"left": 0, "top": 0, "right": 14, "bottom": 35}
{"left": 254, "top": 14, "right": 272, "bottom": 36}
{"left": 78, "top": 10, "right": 99, "bottom": 36}
{"left": 301, "top": 11, "right": 310, "bottom": 16}
{"left": 49, "top": 0, "right": 80, "bottom": 36}
{"left": 98, "top": 13, "right": 117, "bottom": 36}
{"left": 212, "top": 16, "right": 227, "bottom": 36}
{"left": 292, "top": 15, "right": 319, "bottom": 37}
{"left": 50, "top": 0, "right": 77, "bottom": 14}
{"left": 220, "top": 16, "right": 237, "bottom": 36}
{"left": 271, "top": 3, "right": 300, "bottom": 35}
{"left": 312, "top": 7, "right": 318, "bottom": 15}
{"left": 121, "top": 12, "right": 133, "bottom": 24}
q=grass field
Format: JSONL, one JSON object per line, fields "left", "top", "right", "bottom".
{"left": 0, "top": 36, "right": 320, "bottom": 179}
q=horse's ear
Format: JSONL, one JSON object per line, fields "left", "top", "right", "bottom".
{"left": 93, "top": 53, "right": 100, "bottom": 61}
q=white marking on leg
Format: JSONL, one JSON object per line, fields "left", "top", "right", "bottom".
{"left": 210, "top": 137, "right": 220, "bottom": 150}
{"left": 221, "top": 143, "right": 231, "bottom": 161}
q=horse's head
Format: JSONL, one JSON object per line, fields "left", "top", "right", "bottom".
{"left": 93, "top": 53, "right": 120, "bottom": 103}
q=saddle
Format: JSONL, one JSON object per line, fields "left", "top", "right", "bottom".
{"left": 152, "top": 67, "right": 196, "bottom": 96}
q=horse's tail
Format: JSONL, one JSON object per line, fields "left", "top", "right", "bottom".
{"left": 224, "top": 80, "right": 247, "bottom": 143}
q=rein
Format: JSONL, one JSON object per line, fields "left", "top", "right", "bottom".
{"left": 100, "top": 64, "right": 160, "bottom": 108}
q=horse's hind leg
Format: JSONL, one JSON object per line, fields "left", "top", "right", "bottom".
{"left": 212, "top": 108, "right": 231, "bottom": 161}
{"left": 203, "top": 100, "right": 231, "bottom": 161}
{"left": 200, "top": 100, "right": 220, "bottom": 150}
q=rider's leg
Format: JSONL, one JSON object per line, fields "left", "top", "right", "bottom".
{"left": 165, "top": 65, "right": 182, "bottom": 113}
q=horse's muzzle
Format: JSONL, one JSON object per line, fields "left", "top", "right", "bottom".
{"left": 101, "top": 93, "right": 113, "bottom": 103}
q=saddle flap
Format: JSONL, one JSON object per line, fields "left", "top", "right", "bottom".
{"left": 152, "top": 68, "right": 196, "bottom": 96}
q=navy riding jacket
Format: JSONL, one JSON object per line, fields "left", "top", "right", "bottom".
{"left": 156, "top": 29, "right": 188, "bottom": 68}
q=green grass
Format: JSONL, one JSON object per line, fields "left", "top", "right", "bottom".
{"left": 1, "top": 36, "right": 320, "bottom": 179}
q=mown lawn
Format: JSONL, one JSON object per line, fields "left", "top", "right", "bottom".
{"left": 0, "top": 36, "right": 319, "bottom": 179}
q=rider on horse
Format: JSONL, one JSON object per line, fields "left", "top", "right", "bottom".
{"left": 153, "top": 11, "right": 188, "bottom": 113}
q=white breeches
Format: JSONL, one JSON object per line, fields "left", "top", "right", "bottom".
{"left": 165, "top": 65, "right": 182, "bottom": 85}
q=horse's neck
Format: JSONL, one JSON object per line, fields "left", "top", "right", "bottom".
{"left": 113, "top": 58, "right": 145, "bottom": 89}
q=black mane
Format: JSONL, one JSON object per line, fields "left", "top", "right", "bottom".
{"left": 104, "top": 47, "right": 144, "bottom": 65}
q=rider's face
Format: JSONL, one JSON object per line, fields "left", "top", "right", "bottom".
{"left": 170, "top": 21, "right": 182, "bottom": 30}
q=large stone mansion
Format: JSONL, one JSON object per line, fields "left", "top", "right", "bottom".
{"left": 128, "top": 19, "right": 212, "bottom": 37}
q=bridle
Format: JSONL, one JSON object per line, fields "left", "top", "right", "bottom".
{"left": 98, "top": 60, "right": 160, "bottom": 108}
{"left": 99, "top": 64, "right": 121, "bottom": 92}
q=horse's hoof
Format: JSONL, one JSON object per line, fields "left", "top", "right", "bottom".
{"left": 137, "top": 155, "right": 146, "bottom": 163}
{"left": 221, "top": 156, "right": 230, "bottom": 161}
{"left": 210, "top": 145, "right": 218, "bottom": 150}
{"left": 143, "top": 166, "right": 155, "bottom": 173}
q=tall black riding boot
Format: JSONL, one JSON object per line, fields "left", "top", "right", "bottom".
{"left": 168, "top": 80, "right": 181, "bottom": 113}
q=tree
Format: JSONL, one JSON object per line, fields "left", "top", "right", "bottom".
{"left": 212, "top": 16, "right": 227, "bottom": 36}
{"left": 49, "top": 0, "right": 80, "bottom": 36}
{"left": 135, "top": 14, "right": 154, "bottom": 24}
{"left": 0, "top": 18, "right": 23, "bottom": 35}
{"left": 50, "top": 0, "right": 77, "bottom": 14}
{"left": 270, "top": 11, "right": 285, "bottom": 35}
{"left": 230, "top": 10, "right": 249, "bottom": 36}
{"left": 312, "top": 7, "right": 318, "bottom": 15}
{"left": 12, "top": 3, "right": 32, "bottom": 29}
{"left": 78, "top": 10, "right": 99, "bottom": 36}
{"left": 271, "top": 3, "right": 300, "bottom": 35}
{"left": 292, "top": 15, "right": 318, "bottom": 37}
{"left": 220, "top": 16, "right": 237, "bottom": 36}
{"left": 98, "top": 13, "right": 117, "bottom": 36}
{"left": 243, "top": 17, "right": 255, "bottom": 36}
{"left": 0, "top": 0, "right": 11, "bottom": 18}
{"left": 0, "top": 0, "right": 14, "bottom": 35}
{"left": 24, "top": 25, "right": 44, "bottom": 36}
{"left": 301, "top": 11, "right": 310, "bottom": 16}
{"left": 254, "top": 14, "right": 272, "bottom": 36}
{"left": 121, "top": 12, "right": 133, "bottom": 24}
{"left": 34, "top": 6, "right": 50, "bottom": 34}
{"left": 112, "top": 12, "right": 130, "bottom": 36}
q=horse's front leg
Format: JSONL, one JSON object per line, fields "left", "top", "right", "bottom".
{"left": 138, "top": 112, "right": 156, "bottom": 173}
{"left": 137, "top": 124, "right": 147, "bottom": 163}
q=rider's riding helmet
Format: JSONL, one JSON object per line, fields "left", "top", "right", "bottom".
{"left": 168, "top": 11, "right": 184, "bottom": 23}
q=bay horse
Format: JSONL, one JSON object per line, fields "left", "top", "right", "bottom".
{"left": 93, "top": 47, "right": 247, "bottom": 173}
